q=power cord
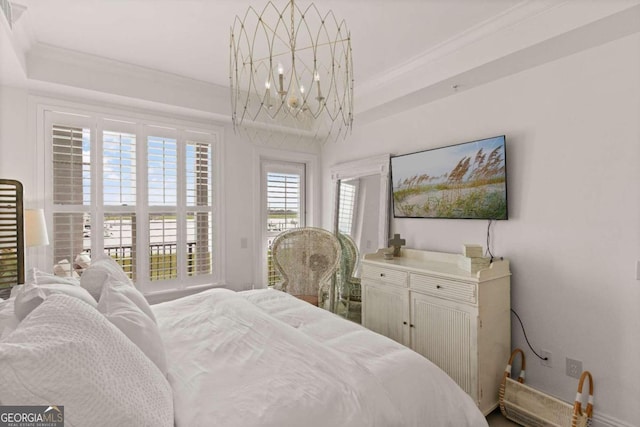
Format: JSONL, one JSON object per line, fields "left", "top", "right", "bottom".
{"left": 511, "top": 308, "right": 548, "bottom": 361}
{"left": 486, "top": 219, "right": 494, "bottom": 261}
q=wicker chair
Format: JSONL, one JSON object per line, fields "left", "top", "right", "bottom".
{"left": 271, "top": 227, "right": 341, "bottom": 306}
{"left": 337, "top": 233, "right": 361, "bottom": 320}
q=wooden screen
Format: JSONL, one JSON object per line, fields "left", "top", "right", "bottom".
{"left": 0, "top": 179, "right": 24, "bottom": 294}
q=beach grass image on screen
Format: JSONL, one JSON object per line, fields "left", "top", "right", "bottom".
{"left": 391, "top": 136, "right": 507, "bottom": 219}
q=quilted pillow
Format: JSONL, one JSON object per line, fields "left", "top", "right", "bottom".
{"left": 0, "top": 294, "right": 173, "bottom": 427}
{"left": 97, "top": 281, "right": 167, "bottom": 374}
{"left": 13, "top": 283, "right": 97, "bottom": 321}
{"left": 81, "top": 255, "right": 132, "bottom": 301}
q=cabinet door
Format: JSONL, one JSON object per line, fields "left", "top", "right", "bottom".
{"left": 410, "top": 292, "right": 474, "bottom": 396}
{"left": 362, "top": 282, "right": 409, "bottom": 345}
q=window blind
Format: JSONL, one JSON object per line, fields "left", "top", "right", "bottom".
{"left": 264, "top": 165, "right": 305, "bottom": 286}
{"left": 52, "top": 125, "right": 90, "bottom": 206}
{"left": 48, "top": 110, "right": 218, "bottom": 291}
{"left": 148, "top": 137, "right": 178, "bottom": 206}
{"left": 51, "top": 124, "right": 91, "bottom": 276}
{"left": 266, "top": 172, "right": 302, "bottom": 232}
{"left": 186, "top": 141, "right": 213, "bottom": 277}
{"left": 0, "top": 179, "right": 24, "bottom": 288}
{"left": 103, "top": 130, "right": 136, "bottom": 206}
{"left": 186, "top": 142, "right": 211, "bottom": 207}
{"left": 338, "top": 180, "right": 357, "bottom": 236}
{"left": 186, "top": 211, "right": 212, "bottom": 277}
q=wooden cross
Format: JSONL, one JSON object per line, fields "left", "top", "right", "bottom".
{"left": 389, "top": 233, "right": 406, "bottom": 256}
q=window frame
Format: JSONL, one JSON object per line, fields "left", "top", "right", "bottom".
{"left": 251, "top": 147, "right": 320, "bottom": 287}
{"left": 39, "top": 101, "right": 224, "bottom": 295}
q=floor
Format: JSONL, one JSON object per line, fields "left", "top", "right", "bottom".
{"left": 486, "top": 409, "right": 520, "bottom": 426}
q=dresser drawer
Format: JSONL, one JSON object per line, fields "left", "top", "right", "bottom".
{"left": 362, "top": 265, "right": 408, "bottom": 287}
{"left": 410, "top": 273, "right": 477, "bottom": 304}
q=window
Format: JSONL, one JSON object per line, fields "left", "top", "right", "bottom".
{"left": 45, "top": 109, "right": 220, "bottom": 293}
{"left": 262, "top": 161, "right": 305, "bottom": 286}
{"left": 337, "top": 179, "right": 358, "bottom": 236}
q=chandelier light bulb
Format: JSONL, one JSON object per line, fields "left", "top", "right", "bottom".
{"left": 287, "top": 95, "right": 300, "bottom": 109}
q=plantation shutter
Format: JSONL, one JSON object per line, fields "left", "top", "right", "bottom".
{"left": 263, "top": 161, "right": 306, "bottom": 286}
{"left": 0, "top": 179, "right": 24, "bottom": 290}
{"left": 338, "top": 180, "right": 358, "bottom": 236}
{"left": 266, "top": 172, "right": 303, "bottom": 232}
{"left": 52, "top": 125, "right": 90, "bottom": 206}
{"left": 186, "top": 141, "right": 213, "bottom": 277}
{"left": 52, "top": 124, "right": 91, "bottom": 276}
{"left": 103, "top": 128, "right": 137, "bottom": 280}
{"left": 46, "top": 110, "right": 219, "bottom": 291}
{"left": 147, "top": 136, "right": 179, "bottom": 281}
{"left": 103, "top": 130, "right": 136, "bottom": 206}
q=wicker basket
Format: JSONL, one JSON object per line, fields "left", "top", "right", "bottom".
{"left": 499, "top": 348, "right": 593, "bottom": 427}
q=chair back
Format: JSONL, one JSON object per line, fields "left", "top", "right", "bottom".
{"left": 338, "top": 233, "right": 358, "bottom": 284}
{"left": 271, "top": 227, "right": 341, "bottom": 301}
{"left": 337, "top": 233, "right": 361, "bottom": 304}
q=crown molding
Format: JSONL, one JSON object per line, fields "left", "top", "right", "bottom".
{"left": 355, "top": 0, "right": 640, "bottom": 117}
{"left": 356, "top": 0, "right": 554, "bottom": 96}
{"left": 27, "top": 43, "right": 222, "bottom": 91}
{"left": 26, "top": 43, "right": 231, "bottom": 117}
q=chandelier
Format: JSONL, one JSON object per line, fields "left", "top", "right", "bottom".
{"left": 230, "top": 0, "right": 353, "bottom": 143}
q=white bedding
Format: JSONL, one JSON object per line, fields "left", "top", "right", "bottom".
{"left": 153, "top": 288, "right": 488, "bottom": 427}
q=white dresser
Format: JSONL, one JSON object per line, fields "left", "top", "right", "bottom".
{"left": 361, "top": 248, "right": 511, "bottom": 415}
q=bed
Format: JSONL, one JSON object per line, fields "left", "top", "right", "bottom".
{"left": 0, "top": 257, "right": 489, "bottom": 427}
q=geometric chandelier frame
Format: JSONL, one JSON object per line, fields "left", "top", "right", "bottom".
{"left": 230, "top": 0, "right": 353, "bottom": 143}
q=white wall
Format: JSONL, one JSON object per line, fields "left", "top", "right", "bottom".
{"left": 0, "top": 86, "right": 33, "bottom": 201}
{"left": 322, "top": 34, "right": 640, "bottom": 426}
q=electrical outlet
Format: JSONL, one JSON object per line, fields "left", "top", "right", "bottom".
{"left": 566, "top": 358, "right": 582, "bottom": 379}
{"left": 541, "top": 350, "right": 552, "bottom": 367}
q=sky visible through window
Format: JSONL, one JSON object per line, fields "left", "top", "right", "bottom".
{"left": 80, "top": 134, "right": 204, "bottom": 206}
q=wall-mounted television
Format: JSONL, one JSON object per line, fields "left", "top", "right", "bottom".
{"left": 391, "top": 135, "right": 508, "bottom": 220}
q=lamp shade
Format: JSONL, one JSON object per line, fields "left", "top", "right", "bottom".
{"left": 25, "top": 209, "right": 49, "bottom": 247}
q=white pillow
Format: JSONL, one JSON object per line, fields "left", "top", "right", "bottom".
{"left": 81, "top": 255, "right": 132, "bottom": 301}
{"left": 98, "top": 281, "right": 167, "bottom": 375}
{"left": 13, "top": 283, "right": 97, "bottom": 321}
{"left": 27, "top": 267, "right": 81, "bottom": 286}
{"left": 0, "top": 294, "right": 173, "bottom": 427}
{"left": 103, "top": 278, "right": 157, "bottom": 324}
